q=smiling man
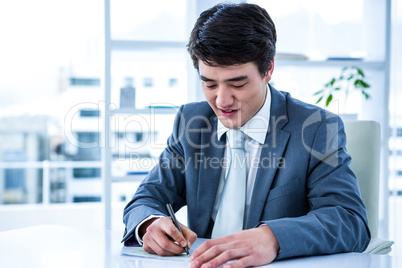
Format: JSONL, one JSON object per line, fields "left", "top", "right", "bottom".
{"left": 122, "top": 3, "right": 370, "bottom": 268}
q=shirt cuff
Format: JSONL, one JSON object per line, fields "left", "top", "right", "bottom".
{"left": 135, "top": 215, "right": 164, "bottom": 245}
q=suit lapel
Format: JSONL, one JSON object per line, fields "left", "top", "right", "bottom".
{"left": 196, "top": 115, "right": 225, "bottom": 237}
{"left": 246, "top": 86, "right": 291, "bottom": 228}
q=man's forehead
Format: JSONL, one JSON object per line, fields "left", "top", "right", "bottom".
{"left": 198, "top": 60, "right": 258, "bottom": 79}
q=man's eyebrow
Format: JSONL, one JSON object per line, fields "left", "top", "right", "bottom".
{"left": 225, "top": 75, "right": 248, "bottom": 82}
{"left": 199, "top": 75, "right": 248, "bottom": 82}
{"left": 200, "top": 75, "right": 215, "bottom": 82}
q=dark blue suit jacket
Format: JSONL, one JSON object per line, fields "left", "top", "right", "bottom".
{"left": 123, "top": 86, "right": 370, "bottom": 259}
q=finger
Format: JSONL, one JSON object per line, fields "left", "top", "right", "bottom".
{"left": 190, "top": 238, "right": 241, "bottom": 268}
{"left": 180, "top": 224, "right": 197, "bottom": 249}
{"left": 143, "top": 241, "right": 160, "bottom": 255}
{"left": 224, "top": 255, "right": 255, "bottom": 268}
{"left": 143, "top": 231, "right": 183, "bottom": 256}
{"left": 190, "top": 238, "right": 211, "bottom": 260}
{"left": 142, "top": 243, "right": 156, "bottom": 254}
{"left": 142, "top": 234, "right": 172, "bottom": 256}
{"left": 159, "top": 217, "right": 188, "bottom": 248}
{"left": 191, "top": 236, "right": 227, "bottom": 259}
{"left": 203, "top": 247, "right": 248, "bottom": 268}
{"left": 227, "top": 251, "right": 276, "bottom": 268}
{"left": 145, "top": 219, "right": 186, "bottom": 255}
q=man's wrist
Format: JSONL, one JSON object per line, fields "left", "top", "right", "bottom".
{"left": 135, "top": 215, "right": 163, "bottom": 245}
{"left": 258, "top": 223, "right": 281, "bottom": 256}
{"left": 139, "top": 218, "right": 159, "bottom": 238}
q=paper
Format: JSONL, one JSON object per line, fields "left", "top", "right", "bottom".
{"left": 122, "top": 247, "right": 190, "bottom": 262}
{"left": 121, "top": 238, "right": 208, "bottom": 262}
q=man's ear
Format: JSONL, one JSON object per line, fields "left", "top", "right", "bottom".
{"left": 264, "top": 59, "right": 275, "bottom": 84}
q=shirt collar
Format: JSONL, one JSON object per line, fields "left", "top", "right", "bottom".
{"left": 217, "top": 84, "right": 271, "bottom": 144}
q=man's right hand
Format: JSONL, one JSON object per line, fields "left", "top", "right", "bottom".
{"left": 140, "top": 216, "right": 197, "bottom": 256}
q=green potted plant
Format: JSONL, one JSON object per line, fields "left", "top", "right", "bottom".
{"left": 314, "top": 66, "right": 371, "bottom": 110}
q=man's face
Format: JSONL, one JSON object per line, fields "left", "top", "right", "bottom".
{"left": 199, "top": 60, "right": 274, "bottom": 129}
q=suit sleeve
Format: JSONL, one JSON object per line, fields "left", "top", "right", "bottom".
{"left": 122, "top": 106, "right": 188, "bottom": 243}
{"left": 262, "top": 116, "right": 371, "bottom": 259}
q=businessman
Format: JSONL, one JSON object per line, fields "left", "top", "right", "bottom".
{"left": 122, "top": 3, "right": 370, "bottom": 268}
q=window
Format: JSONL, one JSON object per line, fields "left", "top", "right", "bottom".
{"left": 111, "top": 49, "right": 188, "bottom": 109}
{"left": 80, "top": 109, "right": 100, "bottom": 117}
{"left": 396, "top": 128, "right": 402, "bottom": 137}
{"left": 0, "top": 0, "right": 103, "bottom": 210}
{"left": 169, "top": 78, "right": 178, "bottom": 87}
{"left": 73, "top": 196, "right": 101, "bottom": 203}
{"left": 70, "top": 78, "right": 100, "bottom": 87}
{"left": 75, "top": 132, "right": 100, "bottom": 161}
{"left": 73, "top": 168, "right": 101, "bottom": 179}
{"left": 111, "top": 0, "right": 187, "bottom": 41}
{"left": 143, "top": 77, "right": 154, "bottom": 88}
{"left": 251, "top": 0, "right": 385, "bottom": 116}
{"left": 3, "top": 151, "right": 27, "bottom": 204}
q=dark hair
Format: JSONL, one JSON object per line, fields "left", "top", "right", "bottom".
{"left": 187, "top": 3, "right": 276, "bottom": 76}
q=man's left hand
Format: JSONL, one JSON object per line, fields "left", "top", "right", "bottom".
{"left": 189, "top": 225, "right": 280, "bottom": 268}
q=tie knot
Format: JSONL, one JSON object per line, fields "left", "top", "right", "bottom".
{"left": 228, "top": 129, "right": 245, "bottom": 149}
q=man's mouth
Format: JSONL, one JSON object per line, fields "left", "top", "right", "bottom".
{"left": 219, "top": 108, "right": 239, "bottom": 117}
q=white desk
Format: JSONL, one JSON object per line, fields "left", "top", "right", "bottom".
{"left": 0, "top": 225, "right": 397, "bottom": 268}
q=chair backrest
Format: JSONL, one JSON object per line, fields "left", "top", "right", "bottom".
{"left": 343, "top": 120, "right": 381, "bottom": 238}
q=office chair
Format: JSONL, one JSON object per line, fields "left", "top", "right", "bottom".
{"left": 343, "top": 120, "right": 394, "bottom": 254}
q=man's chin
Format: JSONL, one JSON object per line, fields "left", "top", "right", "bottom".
{"left": 218, "top": 117, "right": 241, "bottom": 129}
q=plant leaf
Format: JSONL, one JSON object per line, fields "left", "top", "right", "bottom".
{"left": 357, "top": 68, "right": 365, "bottom": 77}
{"left": 362, "top": 91, "right": 370, "bottom": 99}
{"left": 314, "top": 89, "right": 325, "bottom": 96}
{"left": 334, "top": 87, "right": 340, "bottom": 91}
{"left": 316, "top": 96, "right": 323, "bottom": 104}
{"left": 326, "top": 94, "right": 333, "bottom": 107}
{"left": 361, "top": 81, "right": 370, "bottom": 88}
{"left": 330, "top": 78, "right": 336, "bottom": 86}
{"left": 354, "top": 79, "right": 363, "bottom": 87}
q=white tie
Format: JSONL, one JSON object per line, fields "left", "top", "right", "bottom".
{"left": 211, "top": 129, "right": 246, "bottom": 238}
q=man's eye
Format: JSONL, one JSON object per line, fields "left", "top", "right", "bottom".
{"left": 232, "top": 83, "right": 246, "bottom": 88}
{"left": 205, "top": 84, "right": 217, "bottom": 89}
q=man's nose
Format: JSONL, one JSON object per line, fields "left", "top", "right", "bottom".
{"left": 216, "top": 87, "right": 234, "bottom": 108}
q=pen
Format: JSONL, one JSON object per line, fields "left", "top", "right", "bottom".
{"left": 166, "top": 203, "right": 190, "bottom": 255}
